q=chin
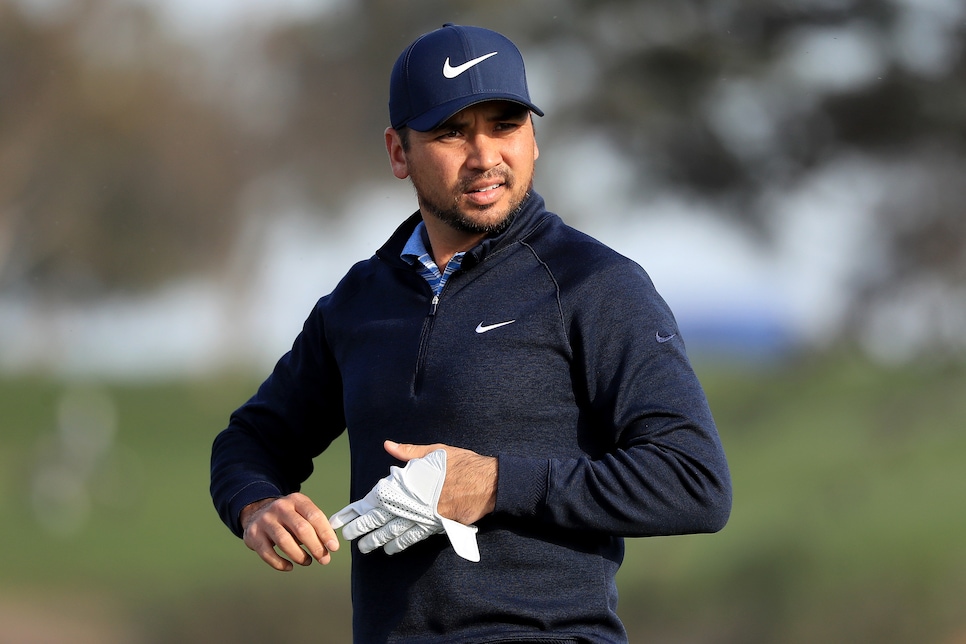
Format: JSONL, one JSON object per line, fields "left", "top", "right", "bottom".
{"left": 461, "top": 207, "right": 516, "bottom": 235}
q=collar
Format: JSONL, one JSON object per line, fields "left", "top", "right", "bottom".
{"left": 400, "top": 221, "right": 432, "bottom": 265}
{"left": 377, "top": 191, "right": 551, "bottom": 269}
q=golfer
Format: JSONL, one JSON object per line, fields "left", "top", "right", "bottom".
{"left": 211, "top": 23, "right": 731, "bottom": 643}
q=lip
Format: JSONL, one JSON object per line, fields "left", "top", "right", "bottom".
{"left": 463, "top": 182, "right": 505, "bottom": 206}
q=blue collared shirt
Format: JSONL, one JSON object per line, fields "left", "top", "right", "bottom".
{"left": 400, "top": 221, "right": 465, "bottom": 296}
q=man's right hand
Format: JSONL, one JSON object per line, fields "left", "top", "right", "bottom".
{"left": 240, "top": 493, "right": 340, "bottom": 571}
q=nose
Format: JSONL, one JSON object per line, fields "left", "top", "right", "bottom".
{"left": 465, "top": 134, "right": 501, "bottom": 172}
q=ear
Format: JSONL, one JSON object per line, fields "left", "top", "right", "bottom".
{"left": 385, "top": 127, "right": 410, "bottom": 179}
{"left": 530, "top": 116, "right": 539, "bottom": 162}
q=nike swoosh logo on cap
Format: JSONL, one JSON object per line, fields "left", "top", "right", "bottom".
{"left": 443, "top": 52, "right": 499, "bottom": 78}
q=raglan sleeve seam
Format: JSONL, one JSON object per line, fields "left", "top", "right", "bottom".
{"left": 520, "top": 239, "right": 571, "bottom": 349}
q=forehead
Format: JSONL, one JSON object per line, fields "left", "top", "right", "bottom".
{"left": 437, "top": 101, "right": 531, "bottom": 127}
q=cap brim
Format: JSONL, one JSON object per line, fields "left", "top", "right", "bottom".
{"left": 403, "top": 95, "right": 544, "bottom": 132}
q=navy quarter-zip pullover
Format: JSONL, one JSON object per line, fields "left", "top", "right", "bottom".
{"left": 211, "top": 191, "right": 732, "bottom": 643}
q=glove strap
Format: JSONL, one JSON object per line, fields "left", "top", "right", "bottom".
{"left": 439, "top": 516, "right": 480, "bottom": 562}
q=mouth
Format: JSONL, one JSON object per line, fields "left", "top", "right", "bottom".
{"left": 468, "top": 183, "right": 503, "bottom": 194}
{"left": 463, "top": 182, "right": 505, "bottom": 206}
{"left": 461, "top": 173, "right": 510, "bottom": 206}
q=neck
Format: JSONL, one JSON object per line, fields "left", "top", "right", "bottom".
{"left": 420, "top": 216, "right": 486, "bottom": 267}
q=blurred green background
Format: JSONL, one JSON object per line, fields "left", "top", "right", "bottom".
{"left": 2, "top": 0, "right": 965, "bottom": 642}
{"left": 3, "top": 358, "right": 965, "bottom": 642}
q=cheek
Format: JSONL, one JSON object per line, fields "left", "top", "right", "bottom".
{"left": 508, "top": 139, "right": 538, "bottom": 168}
{"left": 509, "top": 148, "right": 537, "bottom": 182}
{"left": 409, "top": 161, "right": 455, "bottom": 199}
{"left": 411, "top": 152, "right": 460, "bottom": 183}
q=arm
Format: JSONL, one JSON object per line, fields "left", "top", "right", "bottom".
{"left": 493, "top": 262, "right": 732, "bottom": 536}
{"left": 383, "top": 266, "right": 730, "bottom": 538}
{"left": 210, "top": 298, "right": 347, "bottom": 539}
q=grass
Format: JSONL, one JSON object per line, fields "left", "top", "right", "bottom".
{"left": 618, "top": 354, "right": 966, "bottom": 643}
{"left": 2, "top": 353, "right": 965, "bottom": 643}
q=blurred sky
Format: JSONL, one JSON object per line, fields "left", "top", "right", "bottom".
{"left": 3, "top": 0, "right": 952, "bottom": 377}
{"left": 0, "top": 170, "right": 872, "bottom": 378}
{"left": 21, "top": 0, "right": 336, "bottom": 32}
{"left": 147, "top": 0, "right": 341, "bottom": 36}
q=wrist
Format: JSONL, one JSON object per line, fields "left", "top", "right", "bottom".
{"left": 240, "top": 497, "right": 278, "bottom": 532}
{"left": 482, "top": 456, "right": 498, "bottom": 515}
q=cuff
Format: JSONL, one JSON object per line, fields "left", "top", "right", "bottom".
{"left": 227, "top": 481, "right": 284, "bottom": 537}
{"left": 494, "top": 454, "right": 549, "bottom": 518}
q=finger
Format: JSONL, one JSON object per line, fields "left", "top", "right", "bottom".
{"left": 384, "top": 440, "right": 440, "bottom": 462}
{"left": 265, "top": 521, "right": 315, "bottom": 568}
{"left": 285, "top": 514, "right": 332, "bottom": 566}
{"left": 290, "top": 494, "right": 340, "bottom": 560}
{"left": 328, "top": 506, "right": 360, "bottom": 531}
{"left": 357, "top": 517, "right": 417, "bottom": 553}
{"left": 244, "top": 523, "right": 295, "bottom": 572}
{"left": 342, "top": 507, "right": 396, "bottom": 540}
{"left": 384, "top": 523, "right": 440, "bottom": 555}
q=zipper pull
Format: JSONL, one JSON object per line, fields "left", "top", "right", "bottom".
{"left": 430, "top": 294, "right": 440, "bottom": 316}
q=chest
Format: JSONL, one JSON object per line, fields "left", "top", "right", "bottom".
{"left": 330, "top": 254, "right": 580, "bottom": 451}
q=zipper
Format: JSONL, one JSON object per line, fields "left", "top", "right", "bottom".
{"left": 413, "top": 292, "right": 440, "bottom": 396}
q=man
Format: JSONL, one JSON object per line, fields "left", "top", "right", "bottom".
{"left": 211, "top": 23, "right": 731, "bottom": 643}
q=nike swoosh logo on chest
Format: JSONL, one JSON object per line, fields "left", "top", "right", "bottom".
{"left": 476, "top": 320, "right": 516, "bottom": 334}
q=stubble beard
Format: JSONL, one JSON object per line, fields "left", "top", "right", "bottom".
{"left": 415, "top": 170, "right": 533, "bottom": 237}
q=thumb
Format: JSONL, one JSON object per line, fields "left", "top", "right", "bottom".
{"left": 384, "top": 440, "right": 436, "bottom": 462}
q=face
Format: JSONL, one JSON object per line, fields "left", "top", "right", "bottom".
{"left": 386, "top": 101, "right": 539, "bottom": 237}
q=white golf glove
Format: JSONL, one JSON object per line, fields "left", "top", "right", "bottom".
{"left": 328, "top": 449, "right": 480, "bottom": 562}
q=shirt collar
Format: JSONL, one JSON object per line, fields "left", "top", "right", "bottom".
{"left": 400, "top": 221, "right": 430, "bottom": 265}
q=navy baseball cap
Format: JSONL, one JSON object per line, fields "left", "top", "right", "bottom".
{"left": 390, "top": 23, "right": 544, "bottom": 132}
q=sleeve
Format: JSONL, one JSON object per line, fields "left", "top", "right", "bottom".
{"left": 494, "top": 261, "right": 732, "bottom": 537}
{"left": 210, "top": 297, "right": 347, "bottom": 537}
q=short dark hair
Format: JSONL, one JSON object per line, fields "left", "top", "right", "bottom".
{"left": 397, "top": 126, "right": 412, "bottom": 152}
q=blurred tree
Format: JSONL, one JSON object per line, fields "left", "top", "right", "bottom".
{"left": 256, "top": 0, "right": 965, "bottom": 355}
{"left": 0, "top": 0, "right": 251, "bottom": 295}
{"left": 555, "top": 0, "right": 966, "bottom": 356}
{"left": 2, "top": 0, "right": 963, "bottom": 354}
{"left": 253, "top": 0, "right": 542, "bottom": 209}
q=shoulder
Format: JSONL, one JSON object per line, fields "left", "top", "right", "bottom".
{"left": 319, "top": 255, "right": 384, "bottom": 310}
{"left": 524, "top": 215, "right": 655, "bottom": 292}
{"left": 322, "top": 210, "right": 419, "bottom": 308}
{"left": 521, "top": 215, "right": 679, "bottom": 338}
